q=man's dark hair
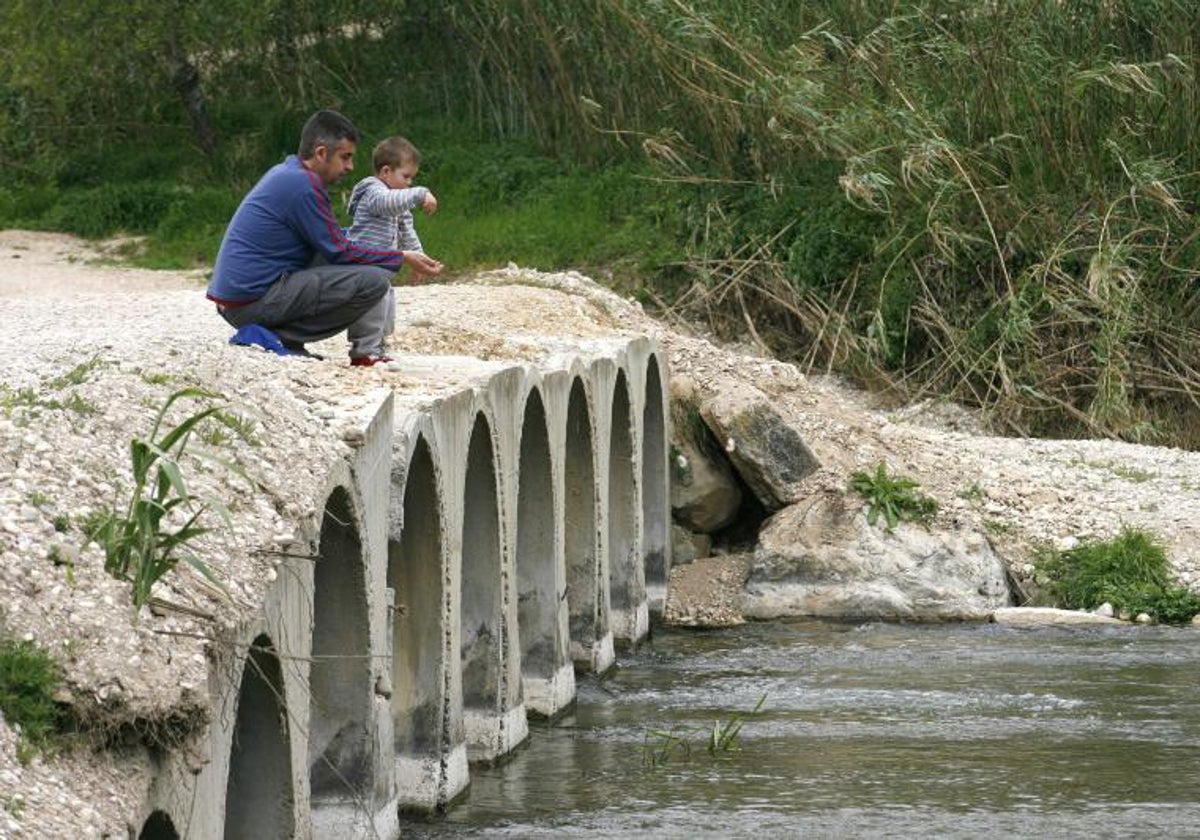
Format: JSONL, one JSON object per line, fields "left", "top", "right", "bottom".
{"left": 298, "top": 110, "right": 359, "bottom": 159}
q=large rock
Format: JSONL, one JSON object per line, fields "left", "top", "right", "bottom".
{"left": 700, "top": 388, "right": 818, "bottom": 511}
{"left": 670, "top": 434, "right": 743, "bottom": 533}
{"left": 742, "top": 492, "right": 1011, "bottom": 621}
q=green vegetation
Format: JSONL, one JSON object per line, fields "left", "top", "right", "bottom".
{"left": 1, "top": 385, "right": 97, "bottom": 418}
{"left": 1035, "top": 527, "right": 1200, "bottom": 624}
{"left": 4, "top": 2, "right": 1200, "bottom": 447}
{"left": 200, "top": 409, "right": 261, "bottom": 448}
{"left": 0, "top": 636, "right": 67, "bottom": 761}
{"left": 850, "top": 462, "right": 938, "bottom": 531}
{"left": 85, "top": 388, "right": 232, "bottom": 613}
{"left": 643, "top": 693, "right": 766, "bottom": 767}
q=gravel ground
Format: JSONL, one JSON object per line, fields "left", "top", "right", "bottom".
{"left": 2, "top": 230, "right": 1199, "bottom": 835}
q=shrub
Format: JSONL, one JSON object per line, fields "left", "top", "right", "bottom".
{"left": 45, "top": 183, "right": 183, "bottom": 238}
{"left": 1036, "top": 527, "right": 1200, "bottom": 624}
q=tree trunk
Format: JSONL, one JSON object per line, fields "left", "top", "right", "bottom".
{"left": 165, "top": 32, "right": 217, "bottom": 156}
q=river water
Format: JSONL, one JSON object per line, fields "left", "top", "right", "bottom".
{"left": 401, "top": 620, "right": 1200, "bottom": 838}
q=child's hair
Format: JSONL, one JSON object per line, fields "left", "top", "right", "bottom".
{"left": 372, "top": 136, "right": 420, "bottom": 173}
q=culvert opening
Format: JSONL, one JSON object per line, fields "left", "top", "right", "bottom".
{"left": 224, "top": 634, "right": 295, "bottom": 840}
{"left": 462, "top": 413, "right": 503, "bottom": 715}
{"left": 608, "top": 371, "right": 640, "bottom": 632}
{"left": 708, "top": 471, "right": 770, "bottom": 552}
{"left": 388, "top": 436, "right": 445, "bottom": 756}
{"left": 517, "top": 388, "right": 558, "bottom": 680}
{"left": 564, "top": 378, "right": 599, "bottom": 664}
{"left": 138, "top": 810, "right": 179, "bottom": 840}
{"left": 642, "top": 355, "right": 669, "bottom": 601}
{"left": 309, "top": 486, "right": 371, "bottom": 806}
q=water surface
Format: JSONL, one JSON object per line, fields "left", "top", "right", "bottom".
{"left": 402, "top": 620, "right": 1200, "bottom": 838}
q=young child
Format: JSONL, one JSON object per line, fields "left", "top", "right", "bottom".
{"left": 346, "top": 136, "right": 439, "bottom": 357}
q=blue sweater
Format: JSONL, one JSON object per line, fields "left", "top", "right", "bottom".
{"left": 208, "top": 155, "right": 405, "bottom": 303}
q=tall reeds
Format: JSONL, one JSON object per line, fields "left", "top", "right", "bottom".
{"left": 433, "top": 0, "right": 1200, "bottom": 446}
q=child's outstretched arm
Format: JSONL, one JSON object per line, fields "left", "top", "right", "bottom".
{"left": 363, "top": 185, "right": 430, "bottom": 216}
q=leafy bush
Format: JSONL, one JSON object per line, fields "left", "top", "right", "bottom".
{"left": 1036, "top": 527, "right": 1200, "bottom": 624}
{"left": 849, "top": 462, "right": 938, "bottom": 530}
{"left": 0, "top": 637, "right": 66, "bottom": 757}
{"left": 45, "top": 183, "right": 183, "bottom": 238}
{"left": 0, "top": 184, "right": 60, "bottom": 229}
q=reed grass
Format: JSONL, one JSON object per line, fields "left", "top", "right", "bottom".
{"left": 437, "top": 0, "right": 1200, "bottom": 446}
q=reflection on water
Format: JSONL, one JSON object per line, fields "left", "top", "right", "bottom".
{"left": 401, "top": 620, "right": 1200, "bottom": 838}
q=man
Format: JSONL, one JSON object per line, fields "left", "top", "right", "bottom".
{"left": 207, "top": 109, "right": 442, "bottom": 366}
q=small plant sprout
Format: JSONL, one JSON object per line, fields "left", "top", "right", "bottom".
{"left": 706, "top": 692, "right": 766, "bottom": 755}
{"left": 643, "top": 727, "right": 692, "bottom": 768}
{"left": 849, "top": 462, "right": 938, "bottom": 530}
{"left": 47, "top": 356, "right": 106, "bottom": 389}
{"left": 86, "top": 387, "right": 235, "bottom": 613}
{"left": 642, "top": 694, "right": 767, "bottom": 767}
{"left": 201, "top": 408, "right": 261, "bottom": 448}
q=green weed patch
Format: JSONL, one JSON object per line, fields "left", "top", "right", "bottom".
{"left": 0, "top": 637, "right": 67, "bottom": 760}
{"left": 849, "top": 462, "right": 938, "bottom": 531}
{"left": 1035, "top": 527, "right": 1200, "bottom": 624}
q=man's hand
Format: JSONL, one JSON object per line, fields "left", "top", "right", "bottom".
{"left": 402, "top": 250, "right": 443, "bottom": 281}
{"left": 421, "top": 191, "right": 439, "bottom": 215}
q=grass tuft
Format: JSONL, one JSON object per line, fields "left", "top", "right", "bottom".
{"left": 1035, "top": 527, "right": 1200, "bottom": 624}
{"left": 0, "top": 636, "right": 67, "bottom": 760}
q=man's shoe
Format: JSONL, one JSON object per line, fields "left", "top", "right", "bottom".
{"left": 281, "top": 340, "right": 325, "bottom": 361}
{"left": 350, "top": 354, "right": 394, "bottom": 367}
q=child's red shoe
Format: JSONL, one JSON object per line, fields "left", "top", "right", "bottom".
{"left": 350, "top": 354, "right": 394, "bottom": 367}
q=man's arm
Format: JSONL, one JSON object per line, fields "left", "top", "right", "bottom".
{"left": 294, "top": 168, "right": 406, "bottom": 269}
{"left": 401, "top": 250, "right": 443, "bottom": 280}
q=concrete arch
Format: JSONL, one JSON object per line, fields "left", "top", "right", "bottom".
{"left": 608, "top": 369, "right": 645, "bottom": 646}
{"left": 121, "top": 340, "right": 673, "bottom": 835}
{"left": 138, "top": 810, "right": 179, "bottom": 840}
{"left": 388, "top": 433, "right": 449, "bottom": 805}
{"left": 309, "top": 484, "right": 372, "bottom": 814}
{"left": 564, "top": 376, "right": 603, "bottom": 670}
{"left": 641, "top": 353, "right": 670, "bottom": 615}
{"left": 516, "top": 388, "right": 560, "bottom": 706}
{"left": 224, "top": 634, "right": 295, "bottom": 840}
{"left": 460, "top": 411, "right": 512, "bottom": 761}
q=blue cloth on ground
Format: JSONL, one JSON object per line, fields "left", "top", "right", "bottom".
{"left": 229, "top": 324, "right": 290, "bottom": 356}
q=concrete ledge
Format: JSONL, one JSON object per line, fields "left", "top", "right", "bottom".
{"left": 992, "top": 607, "right": 1126, "bottom": 627}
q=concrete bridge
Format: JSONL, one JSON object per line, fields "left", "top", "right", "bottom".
{"left": 136, "top": 337, "right": 670, "bottom": 838}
